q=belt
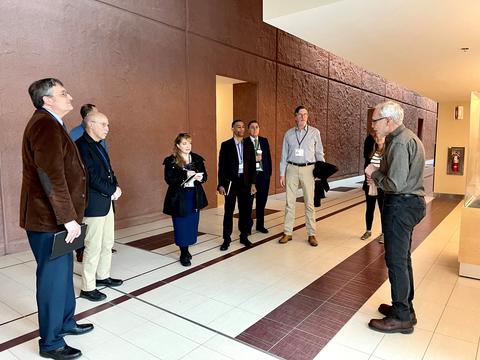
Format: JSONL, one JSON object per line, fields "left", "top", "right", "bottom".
{"left": 287, "top": 161, "right": 315, "bottom": 167}
{"left": 385, "top": 193, "right": 420, "bottom": 198}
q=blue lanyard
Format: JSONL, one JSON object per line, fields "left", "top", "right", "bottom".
{"left": 236, "top": 141, "right": 243, "bottom": 162}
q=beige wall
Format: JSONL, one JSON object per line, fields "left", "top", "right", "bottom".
{"left": 215, "top": 80, "right": 234, "bottom": 206}
{"left": 434, "top": 101, "right": 470, "bottom": 194}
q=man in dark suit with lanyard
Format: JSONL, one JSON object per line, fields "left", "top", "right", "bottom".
{"left": 246, "top": 120, "right": 272, "bottom": 233}
{"left": 217, "top": 120, "right": 257, "bottom": 250}
{"left": 20, "top": 78, "right": 93, "bottom": 359}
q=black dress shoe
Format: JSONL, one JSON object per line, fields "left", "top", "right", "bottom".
{"left": 378, "top": 303, "right": 417, "bottom": 325}
{"left": 256, "top": 227, "right": 269, "bottom": 234}
{"left": 96, "top": 277, "right": 123, "bottom": 287}
{"left": 240, "top": 237, "right": 253, "bottom": 248}
{"left": 220, "top": 240, "right": 230, "bottom": 251}
{"left": 186, "top": 249, "right": 192, "bottom": 260}
{"left": 40, "top": 345, "right": 82, "bottom": 359}
{"left": 80, "top": 289, "right": 106, "bottom": 302}
{"left": 59, "top": 323, "right": 94, "bottom": 337}
{"left": 180, "top": 255, "right": 191, "bottom": 267}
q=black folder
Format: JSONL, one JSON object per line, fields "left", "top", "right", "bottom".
{"left": 50, "top": 224, "right": 88, "bottom": 260}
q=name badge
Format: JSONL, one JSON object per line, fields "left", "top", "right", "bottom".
{"left": 238, "top": 162, "right": 244, "bottom": 172}
{"left": 295, "top": 148, "right": 304, "bottom": 157}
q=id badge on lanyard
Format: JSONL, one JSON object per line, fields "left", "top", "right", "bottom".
{"left": 295, "top": 148, "right": 304, "bottom": 157}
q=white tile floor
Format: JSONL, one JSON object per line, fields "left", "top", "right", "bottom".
{"left": 1, "top": 175, "right": 479, "bottom": 359}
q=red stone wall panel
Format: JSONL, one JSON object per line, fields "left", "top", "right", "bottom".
{"left": 277, "top": 30, "right": 329, "bottom": 77}
{"left": 359, "top": 91, "right": 385, "bottom": 173}
{"left": 386, "top": 81, "right": 403, "bottom": 102}
{"left": 424, "top": 111, "right": 437, "bottom": 160}
{"left": 187, "top": 0, "right": 277, "bottom": 60}
{"left": 101, "top": 0, "right": 186, "bottom": 28}
{"left": 276, "top": 64, "right": 328, "bottom": 192}
{"left": 403, "top": 89, "right": 417, "bottom": 106}
{"left": 0, "top": 0, "right": 188, "bottom": 231}
{"left": 361, "top": 70, "right": 385, "bottom": 96}
{"left": 233, "top": 83, "right": 258, "bottom": 123}
{"left": 403, "top": 104, "right": 418, "bottom": 134}
{"left": 426, "top": 98, "right": 438, "bottom": 113}
{"left": 327, "top": 81, "right": 362, "bottom": 177}
{"left": 329, "top": 54, "right": 362, "bottom": 88}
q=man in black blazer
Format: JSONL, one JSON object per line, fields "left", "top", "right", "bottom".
{"left": 246, "top": 120, "right": 272, "bottom": 233}
{"left": 217, "top": 120, "right": 257, "bottom": 250}
{"left": 75, "top": 112, "right": 123, "bottom": 302}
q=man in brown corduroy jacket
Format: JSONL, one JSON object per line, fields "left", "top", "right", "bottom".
{"left": 20, "top": 78, "right": 93, "bottom": 359}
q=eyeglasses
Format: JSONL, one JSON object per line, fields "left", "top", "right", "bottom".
{"left": 91, "top": 121, "right": 109, "bottom": 128}
{"left": 372, "top": 117, "right": 388, "bottom": 123}
{"left": 47, "top": 90, "right": 70, "bottom": 98}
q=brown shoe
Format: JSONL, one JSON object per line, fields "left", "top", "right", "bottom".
{"left": 278, "top": 234, "right": 292, "bottom": 244}
{"left": 307, "top": 235, "right": 318, "bottom": 247}
{"left": 368, "top": 317, "right": 414, "bottom": 334}
{"left": 378, "top": 303, "right": 417, "bottom": 325}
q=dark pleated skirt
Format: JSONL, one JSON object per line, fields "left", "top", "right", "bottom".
{"left": 172, "top": 189, "right": 200, "bottom": 247}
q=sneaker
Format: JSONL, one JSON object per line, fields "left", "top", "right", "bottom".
{"left": 360, "top": 231, "right": 372, "bottom": 240}
{"left": 377, "top": 233, "right": 384, "bottom": 244}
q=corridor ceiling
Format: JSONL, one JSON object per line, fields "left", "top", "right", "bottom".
{"left": 263, "top": 0, "right": 480, "bottom": 102}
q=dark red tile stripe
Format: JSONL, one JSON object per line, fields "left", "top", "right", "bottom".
{"left": 127, "top": 231, "right": 205, "bottom": 251}
{"left": 234, "top": 208, "right": 280, "bottom": 219}
{"left": 237, "top": 195, "right": 461, "bottom": 360}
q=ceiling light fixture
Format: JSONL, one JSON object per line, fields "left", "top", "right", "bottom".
{"left": 460, "top": 47, "right": 470, "bottom": 52}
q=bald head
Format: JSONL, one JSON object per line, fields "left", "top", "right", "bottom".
{"left": 85, "top": 112, "right": 110, "bottom": 142}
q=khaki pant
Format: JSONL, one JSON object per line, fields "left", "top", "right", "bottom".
{"left": 81, "top": 205, "right": 115, "bottom": 291}
{"left": 284, "top": 164, "right": 316, "bottom": 236}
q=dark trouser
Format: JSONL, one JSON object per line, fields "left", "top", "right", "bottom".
{"left": 223, "top": 175, "right": 253, "bottom": 239}
{"left": 364, "top": 188, "right": 384, "bottom": 231}
{"left": 27, "top": 231, "right": 76, "bottom": 352}
{"left": 247, "top": 171, "right": 270, "bottom": 230}
{"left": 382, "top": 195, "right": 426, "bottom": 321}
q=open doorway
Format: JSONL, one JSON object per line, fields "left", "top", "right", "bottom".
{"left": 215, "top": 75, "right": 258, "bottom": 206}
{"left": 417, "top": 118, "right": 424, "bottom": 140}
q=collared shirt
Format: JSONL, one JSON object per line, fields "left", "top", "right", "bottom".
{"left": 234, "top": 137, "right": 243, "bottom": 174}
{"left": 70, "top": 122, "right": 109, "bottom": 152}
{"left": 43, "top": 108, "right": 64, "bottom": 127}
{"left": 372, "top": 124, "right": 425, "bottom": 196}
{"left": 279, "top": 125, "right": 324, "bottom": 176}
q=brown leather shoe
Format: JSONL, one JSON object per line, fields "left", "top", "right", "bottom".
{"left": 278, "top": 234, "right": 292, "bottom": 244}
{"left": 368, "top": 317, "right": 414, "bottom": 334}
{"left": 378, "top": 303, "right": 417, "bottom": 325}
{"left": 307, "top": 235, "right": 318, "bottom": 247}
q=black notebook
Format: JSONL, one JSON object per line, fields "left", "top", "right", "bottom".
{"left": 50, "top": 224, "right": 88, "bottom": 260}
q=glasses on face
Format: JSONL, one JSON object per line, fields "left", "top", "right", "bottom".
{"left": 47, "top": 90, "right": 70, "bottom": 98}
{"left": 297, "top": 113, "right": 308, "bottom": 118}
{"left": 91, "top": 121, "right": 109, "bottom": 128}
{"left": 372, "top": 117, "right": 388, "bottom": 123}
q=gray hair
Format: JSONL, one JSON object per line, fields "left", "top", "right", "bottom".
{"left": 376, "top": 101, "right": 404, "bottom": 125}
{"left": 28, "top": 78, "right": 63, "bottom": 109}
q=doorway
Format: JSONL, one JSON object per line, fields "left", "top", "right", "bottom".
{"left": 215, "top": 75, "right": 258, "bottom": 206}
